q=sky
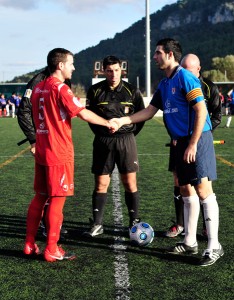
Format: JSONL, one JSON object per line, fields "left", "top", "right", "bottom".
{"left": 0, "top": 0, "right": 177, "bottom": 82}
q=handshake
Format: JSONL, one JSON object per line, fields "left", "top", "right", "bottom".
{"left": 107, "top": 117, "right": 126, "bottom": 133}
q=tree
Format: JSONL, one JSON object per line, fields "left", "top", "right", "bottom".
{"left": 202, "top": 55, "right": 234, "bottom": 81}
{"left": 202, "top": 69, "right": 227, "bottom": 81}
{"left": 211, "top": 55, "right": 234, "bottom": 81}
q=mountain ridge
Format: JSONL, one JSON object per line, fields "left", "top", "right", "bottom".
{"left": 11, "top": 0, "right": 234, "bottom": 93}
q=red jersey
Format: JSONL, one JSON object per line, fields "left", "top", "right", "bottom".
{"left": 31, "top": 76, "right": 85, "bottom": 166}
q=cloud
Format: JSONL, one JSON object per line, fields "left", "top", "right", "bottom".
{"left": 0, "top": 0, "right": 176, "bottom": 13}
{"left": 0, "top": 0, "right": 135, "bottom": 11}
{"left": 0, "top": 0, "right": 141, "bottom": 12}
{"left": 0, "top": 0, "right": 37, "bottom": 9}
{"left": 50, "top": 0, "right": 176, "bottom": 13}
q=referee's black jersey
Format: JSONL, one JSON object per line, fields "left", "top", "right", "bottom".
{"left": 86, "top": 79, "right": 145, "bottom": 136}
{"left": 200, "top": 76, "right": 222, "bottom": 131}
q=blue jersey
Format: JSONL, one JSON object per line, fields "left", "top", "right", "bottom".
{"left": 230, "top": 90, "right": 234, "bottom": 104}
{"left": 150, "top": 66, "right": 212, "bottom": 139}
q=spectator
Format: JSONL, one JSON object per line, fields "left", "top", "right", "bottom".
{"left": 14, "top": 94, "right": 21, "bottom": 116}
{"left": 225, "top": 87, "right": 234, "bottom": 128}
{"left": 218, "top": 87, "right": 224, "bottom": 107}
{"left": 6, "top": 92, "right": 16, "bottom": 118}
{"left": 0, "top": 93, "right": 7, "bottom": 117}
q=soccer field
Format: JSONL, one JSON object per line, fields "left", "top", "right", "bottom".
{"left": 0, "top": 117, "right": 233, "bottom": 300}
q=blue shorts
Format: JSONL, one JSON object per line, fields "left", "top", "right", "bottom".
{"left": 175, "top": 131, "right": 217, "bottom": 186}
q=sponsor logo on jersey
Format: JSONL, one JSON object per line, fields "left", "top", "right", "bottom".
{"left": 164, "top": 98, "right": 178, "bottom": 114}
{"left": 165, "top": 99, "right": 171, "bottom": 108}
{"left": 35, "top": 87, "right": 49, "bottom": 94}
{"left": 36, "top": 129, "right": 49, "bottom": 134}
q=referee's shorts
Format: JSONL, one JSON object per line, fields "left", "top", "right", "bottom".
{"left": 92, "top": 133, "right": 139, "bottom": 175}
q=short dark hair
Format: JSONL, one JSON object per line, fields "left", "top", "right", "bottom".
{"left": 156, "top": 38, "right": 182, "bottom": 62}
{"left": 102, "top": 55, "right": 121, "bottom": 70}
{"left": 47, "top": 48, "right": 73, "bottom": 73}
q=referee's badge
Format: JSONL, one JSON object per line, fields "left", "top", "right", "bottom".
{"left": 125, "top": 106, "right": 129, "bottom": 114}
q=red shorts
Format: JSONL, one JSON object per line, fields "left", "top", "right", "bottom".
{"left": 34, "top": 162, "right": 74, "bottom": 196}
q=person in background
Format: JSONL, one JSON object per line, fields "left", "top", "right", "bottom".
{"left": 14, "top": 94, "right": 21, "bottom": 116}
{"left": 84, "top": 55, "right": 145, "bottom": 237}
{"left": 218, "top": 87, "right": 224, "bottom": 109}
{"left": 111, "top": 38, "right": 224, "bottom": 267}
{"left": 6, "top": 92, "right": 16, "bottom": 118}
{"left": 164, "top": 53, "right": 222, "bottom": 238}
{"left": 225, "top": 87, "right": 234, "bottom": 128}
{"left": 21, "top": 48, "right": 117, "bottom": 262}
{"left": 0, "top": 93, "right": 7, "bottom": 117}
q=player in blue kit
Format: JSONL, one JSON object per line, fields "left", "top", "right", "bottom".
{"left": 110, "top": 38, "right": 224, "bottom": 266}
{"left": 164, "top": 53, "right": 222, "bottom": 238}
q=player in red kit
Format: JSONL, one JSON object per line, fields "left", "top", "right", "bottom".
{"left": 23, "top": 48, "right": 117, "bottom": 262}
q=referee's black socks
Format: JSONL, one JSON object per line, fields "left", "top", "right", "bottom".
{"left": 92, "top": 191, "right": 107, "bottom": 225}
{"left": 125, "top": 191, "right": 140, "bottom": 223}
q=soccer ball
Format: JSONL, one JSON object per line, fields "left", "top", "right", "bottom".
{"left": 129, "top": 222, "right": 154, "bottom": 246}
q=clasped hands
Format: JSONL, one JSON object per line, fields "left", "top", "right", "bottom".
{"left": 107, "top": 118, "right": 123, "bottom": 133}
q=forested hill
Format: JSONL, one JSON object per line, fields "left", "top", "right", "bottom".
{"left": 12, "top": 0, "right": 234, "bottom": 93}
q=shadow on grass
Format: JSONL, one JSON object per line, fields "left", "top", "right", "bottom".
{"left": 0, "top": 214, "right": 26, "bottom": 239}
{"left": 0, "top": 215, "right": 201, "bottom": 265}
{"left": 63, "top": 222, "right": 201, "bottom": 266}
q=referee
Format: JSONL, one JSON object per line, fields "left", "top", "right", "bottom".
{"left": 84, "top": 55, "right": 145, "bottom": 237}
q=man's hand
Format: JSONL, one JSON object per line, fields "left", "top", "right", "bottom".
{"left": 183, "top": 143, "right": 197, "bottom": 163}
{"left": 108, "top": 119, "right": 120, "bottom": 133}
{"left": 30, "top": 143, "right": 36, "bottom": 156}
{"left": 109, "top": 118, "right": 124, "bottom": 132}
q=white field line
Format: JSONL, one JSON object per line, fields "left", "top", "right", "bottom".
{"left": 111, "top": 166, "right": 131, "bottom": 300}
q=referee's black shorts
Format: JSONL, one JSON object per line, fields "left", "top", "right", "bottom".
{"left": 92, "top": 133, "right": 139, "bottom": 175}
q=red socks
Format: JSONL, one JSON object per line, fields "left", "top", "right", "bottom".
{"left": 25, "top": 194, "right": 48, "bottom": 244}
{"left": 45, "top": 196, "right": 66, "bottom": 253}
